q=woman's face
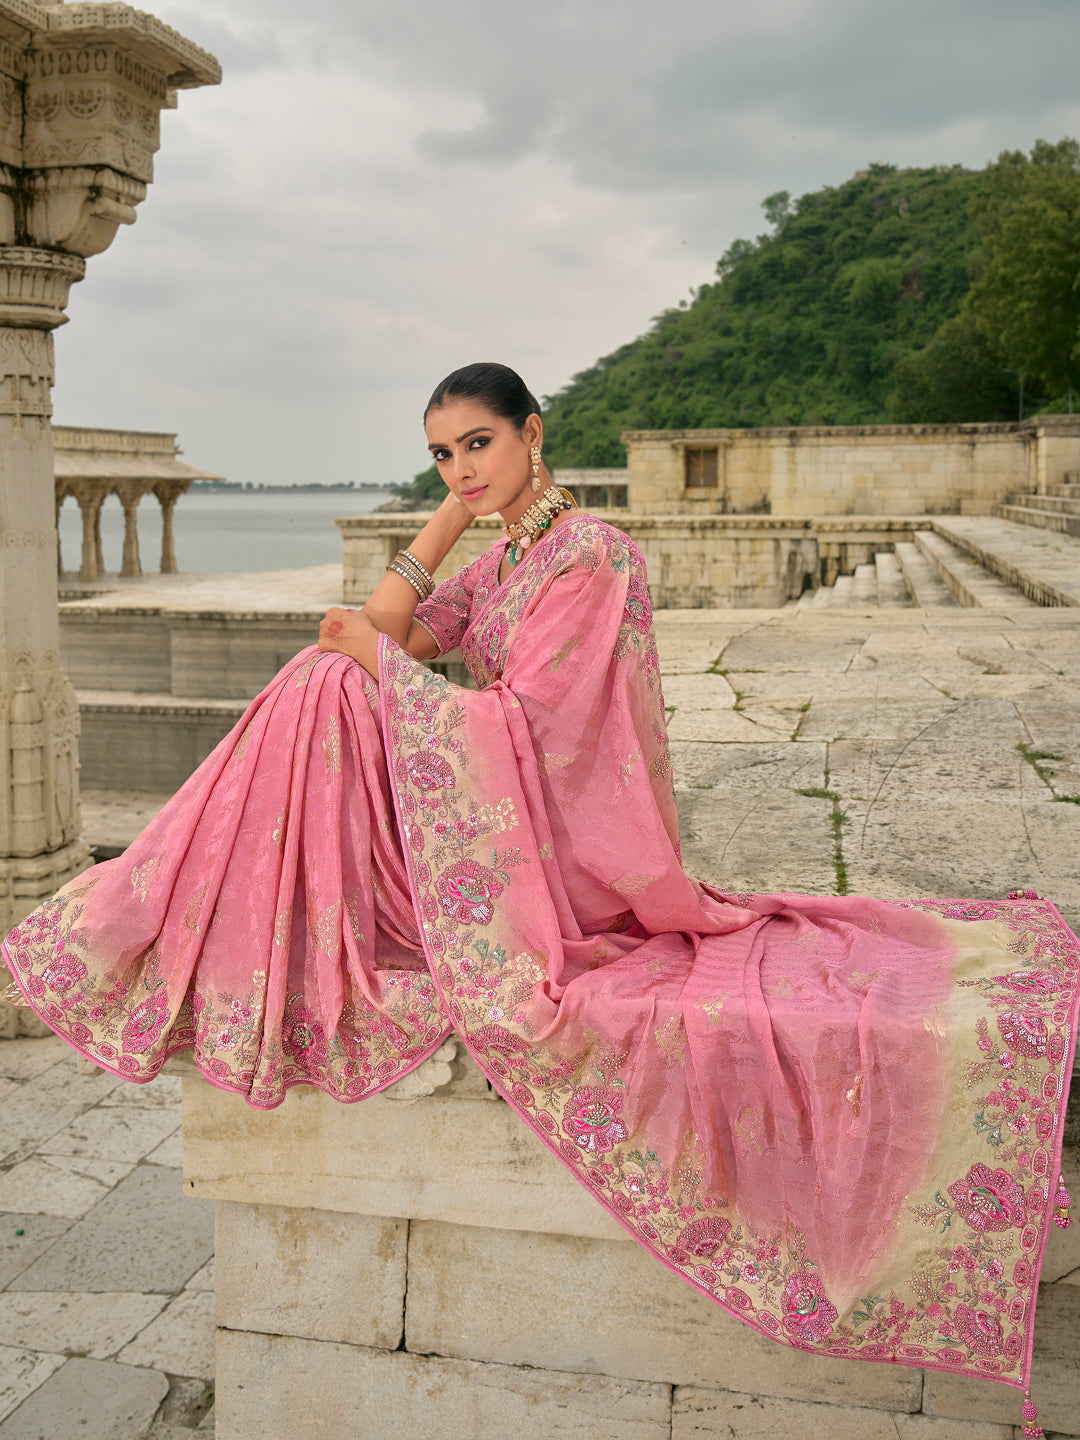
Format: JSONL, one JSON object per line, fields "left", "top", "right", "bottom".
{"left": 425, "top": 398, "right": 541, "bottom": 520}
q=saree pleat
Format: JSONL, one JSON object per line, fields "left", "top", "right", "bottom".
{"left": 4, "top": 514, "right": 1077, "bottom": 1397}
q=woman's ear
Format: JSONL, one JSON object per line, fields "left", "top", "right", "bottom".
{"left": 522, "top": 412, "right": 544, "bottom": 450}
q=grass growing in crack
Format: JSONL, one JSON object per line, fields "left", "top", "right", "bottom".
{"left": 831, "top": 805, "right": 851, "bottom": 894}
{"left": 1016, "top": 742, "right": 1064, "bottom": 786}
{"left": 707, "top": 658, "right": 730, "bottom": 675}
{"left": 732, "top": 690, "right": 747, "bottom": 712}
{"left": 793, "top": 786, "right": 850, "bottom": 893}
{"left": 1053, "top": 794, "right": 1080, "bottom": 805}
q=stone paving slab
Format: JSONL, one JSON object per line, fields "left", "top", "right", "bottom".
{"left": 0, "top": 1292, "right": 168, "bottom": 1360}
{"left": 9, "top": 1165, "right": 213, "bottom": 1295}
{"left": 0, "top": 1356, "right": 169, "bottom": 1439}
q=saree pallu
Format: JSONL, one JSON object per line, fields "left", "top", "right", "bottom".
{"left": 3, "top": 516, "right": 1077, "bottom": 1407}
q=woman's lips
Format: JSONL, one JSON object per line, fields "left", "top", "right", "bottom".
{"left": 460, "top": 484, "right": 486, "bottom": 501}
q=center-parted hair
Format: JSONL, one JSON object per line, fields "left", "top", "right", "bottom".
{"left": 424, "top": 362, "right": 541, "bottom": 429}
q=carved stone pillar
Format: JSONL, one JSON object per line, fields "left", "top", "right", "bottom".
{"left": 0, "top": 3, "right": 219, "bottom": 1034}
{"left": 118, "top": 488, "right": 142, "bottom": 577}
{"left": 73, "top": 484, "right": 103, "bottom": 581}
{"left": 154, "top": 482, "right": 180, "bottom": 573}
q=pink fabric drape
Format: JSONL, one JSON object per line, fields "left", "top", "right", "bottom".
{"left": 4, "top": 515, "right": 1077, "bottom": 1397}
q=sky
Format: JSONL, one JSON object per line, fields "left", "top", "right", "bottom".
{"left": 50, "top": 0, "right": 1080, "bottom": 488}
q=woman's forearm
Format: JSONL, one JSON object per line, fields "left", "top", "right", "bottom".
{"left": 360, "top": 494, "right": 473, "bottom": 648}
{"left": 317, "top": 492, "right": 473, "bottom": 678}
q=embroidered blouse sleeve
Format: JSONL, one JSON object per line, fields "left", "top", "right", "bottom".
{"left": 413, "top": 562, "right": 478, "bottom": 656}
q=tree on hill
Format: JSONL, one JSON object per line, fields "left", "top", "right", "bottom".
{"left": 965, "top": 138, "right": 1080, "bottom": 404}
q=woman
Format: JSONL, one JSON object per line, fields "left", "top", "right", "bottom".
{"left": 3, "top": 363, "right": 1076, "bottom": 1432}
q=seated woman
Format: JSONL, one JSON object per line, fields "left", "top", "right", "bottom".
{"left": 3, "top": 363, "right": 1075, "bottom": 1433}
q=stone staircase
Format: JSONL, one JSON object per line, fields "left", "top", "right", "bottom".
{"left": 799, "top": 506, "right": 1080, "bottom": 611}
{"left": 995, "top": 477, "right": 1080, "bottom": 538}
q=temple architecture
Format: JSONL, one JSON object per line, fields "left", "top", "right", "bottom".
{"left": 0, "top": 0, "right": 219, "bottom": 948}
{"left": 54, "top": 425, "right": 221, "bottom": 580}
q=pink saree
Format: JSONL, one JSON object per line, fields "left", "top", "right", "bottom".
{"left": 4, "top": 515, "right": 1077, "bottom": 1407}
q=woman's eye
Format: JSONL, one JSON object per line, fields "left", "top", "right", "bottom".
{"left": 432, "top": 450, "right": 450, "bottom": 463}
{"left": 469, "top": 436, "right": 490, "bottom": 450}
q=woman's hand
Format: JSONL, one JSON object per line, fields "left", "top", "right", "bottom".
{"left": 318, "top": 607, "right": 379, "bottom": 677}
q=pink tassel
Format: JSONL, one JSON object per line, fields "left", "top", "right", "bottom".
{"left": 1008, "top": 888, "right": 1042, "bottom": 900}
{"left": 1054, "top": 1174, "right": 1071, "bottom": 1229}
{"left": 1022, "top": 1392, "right": 1045, "bottom": 1436}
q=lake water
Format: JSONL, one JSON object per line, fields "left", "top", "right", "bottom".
{"left": 57, "top": 488, "right": 394, "bottom": 575}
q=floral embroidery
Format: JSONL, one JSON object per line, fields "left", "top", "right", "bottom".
{"left": 781, "top": 1271, "right": 838, "bottom": 1341}
{"left": 121, "top": 990, "right": 171, "bottom": 1055}
{"left": 997, "top": 1011, "right": 1049, "bottom": 1058}
{"left": 947, "top": 1164, "right": 1026, "bottom": 1232}
{"left": 954, "top": 1304, "right": 1005, "bottom": 1357}
{"left": 435, "top": 860, "right": 504, "bottom": 925}
{"left": 671, "top": 1214, "right": 732, "bottom": 1264}
{"left": 562, "top": 1086, "right": 629, "bottom": 1154}
{"left": 406, "top": 752, "right": 455, "bottom": 791}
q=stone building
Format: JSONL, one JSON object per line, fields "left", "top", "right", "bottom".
{"left": 54, "top": 425, "right": 222, "bottom": 581}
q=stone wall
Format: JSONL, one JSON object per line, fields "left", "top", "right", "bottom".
{"left": 622, "top": 415, "right": 1080, "bottom": 517}
{"left": 336, "top": 513, "right": 921, "bottom": 608}
{"left": 181, "top": 1046, "right": 1079, "bottom": 1440}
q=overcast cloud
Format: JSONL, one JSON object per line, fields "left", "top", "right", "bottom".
{"left": 50, "top": 0, "right": 1080, "bottom": 488}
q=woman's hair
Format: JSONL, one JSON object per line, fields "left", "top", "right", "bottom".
{"left": 424, "top": 362, "right": 540, "bottom": 428}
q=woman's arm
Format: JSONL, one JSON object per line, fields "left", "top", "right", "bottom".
{"left": 318, "top": 493, "right": 473, "bottom": 678}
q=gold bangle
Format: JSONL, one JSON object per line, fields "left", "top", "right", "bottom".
{"left": 399, "top": 549, "right": 434, "bottom": 587}
{"left": 387, "top": 562, "right": 426, "bottom": 600}
{"left": 387, "top": 552, "right": 433, "bottom": 598}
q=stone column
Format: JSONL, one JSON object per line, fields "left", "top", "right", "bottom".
{"left": 73, "top": 484, "right": 103, "bottom": 581}
{"left": 0, "top": 250, "right": 89, "bottom": 948}
{"left": 118, "top": 486, "right": 143, "bottom": 577}
{"left": 155, "top": 482, "right": 181, "bottom": 573}
{"left": 0, "top": 3, "right": 220, "bottom": 1034}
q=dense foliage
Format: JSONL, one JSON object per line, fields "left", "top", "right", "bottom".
{"left": 394, "top": 147, "right": 1078, "bottom": 497}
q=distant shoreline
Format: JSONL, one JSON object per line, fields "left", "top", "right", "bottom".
{"left": 189, "top": 482, "right": 395, "bottom": 494}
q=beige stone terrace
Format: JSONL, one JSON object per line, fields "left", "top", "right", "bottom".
{"left": 3, "top": 593, "right": 1079, "bottom": 1437}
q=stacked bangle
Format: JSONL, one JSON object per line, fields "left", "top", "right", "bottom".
{"left": 387, "top": 549, "right": 435, "bottom": 601}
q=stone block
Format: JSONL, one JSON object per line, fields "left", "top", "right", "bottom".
{"left": 671, "top": 740, "right": 827, "bottom": 793}
{"left": 41, "top": 1104, "right": 180, "bottom": 1165}
{"left": 678, "top": 785, "right": 835, "bottom": 894}
{"left": 406, "top": 1220, "right": 921, "bottom": 1413}
{"left": 9, "top": 1163, "right": 213, "bottom": 1293}
{"left": 922, "top": 1283, "right": 1079, "bottom": 1432}
{"left": 0, "top": 1291, "right": 167, "bottom": 1360}
{"left": 117, "top": 1290, "right": 215, "bottom": 1381}
{"left": 214, "top": 1330, "right": 672, "bottom": 1440}
{"left": 0, "top": 1155, "right": 134, "bottom": 1220}
{"left": 181, "top": 1078, "right": 627, "bottom": 1244}
{"left": 0, "top": 1346, "right": 64, "bottom": 1427}
{"left": 0, "top": 1356, "right": 168, "bottom": 1438}
{"left": 214, "top": 1201, "right": 407, "bottom": 1348}
{"left": 670, "top": 1388, "right": 1014, "bottom": 1439}
{"left": 0, "top": 1056, "right": 120, "bottom": 1166}
{"left": 0, "top": 1216, "right": 70, "bottom": 1289}
{"left": 0, "top": 1038, "right": 67, "bottom": 1083}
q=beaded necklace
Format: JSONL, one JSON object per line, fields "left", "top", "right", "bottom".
{"left": 503, "top": 487, "right": 577, "bottom": 566}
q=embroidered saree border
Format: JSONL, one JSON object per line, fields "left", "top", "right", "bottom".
{"left": 379, "top": 634, "right": 1080, "bottom": 1393}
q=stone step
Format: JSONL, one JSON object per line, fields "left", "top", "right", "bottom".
{"left": 995, "top": 501, "right": 1080, "bottom": 537}
{"left": 894, "top": 542, "right": 959, "bottom": 607}
{"left": 1047, "top": 481, "right": 1080, "bottom": 499}
{"left": 807, "top": 582, "right": 834, "bottom": 608}
{"left": 850, "top": 563, "right": 878, "bottom": 605}
{"left": 874, "top": 551, "right": 910, "bottom": 607}
{"left": 912, "top": 531, "right": 1038, "bottom": 608}
{"left": 1008, "top": 492, "right": 1080, "bottom": 516}
{"left": 829, "top": 574, "right": 854, "bottom": 607}
{"left": 76, "top": 690, "right": 246, "bottom": 793}
{"left": 931, "top": 515, "right": 1080, "bottom": 607}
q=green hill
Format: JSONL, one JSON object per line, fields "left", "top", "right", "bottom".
{"left": 541, "top": 163, "right": 1027, "bottom": 468}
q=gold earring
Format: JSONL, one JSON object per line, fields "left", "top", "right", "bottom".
{"left": 530, "top": 445, "right": 542, "bottom": 492}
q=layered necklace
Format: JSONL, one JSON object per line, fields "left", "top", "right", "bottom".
{"left": 503, "top": 486, "right": 577, "bottom": 566}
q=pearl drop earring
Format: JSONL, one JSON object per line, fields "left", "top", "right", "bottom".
{"left": 530, "top": 445, "right": 542, "bottom": 492}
